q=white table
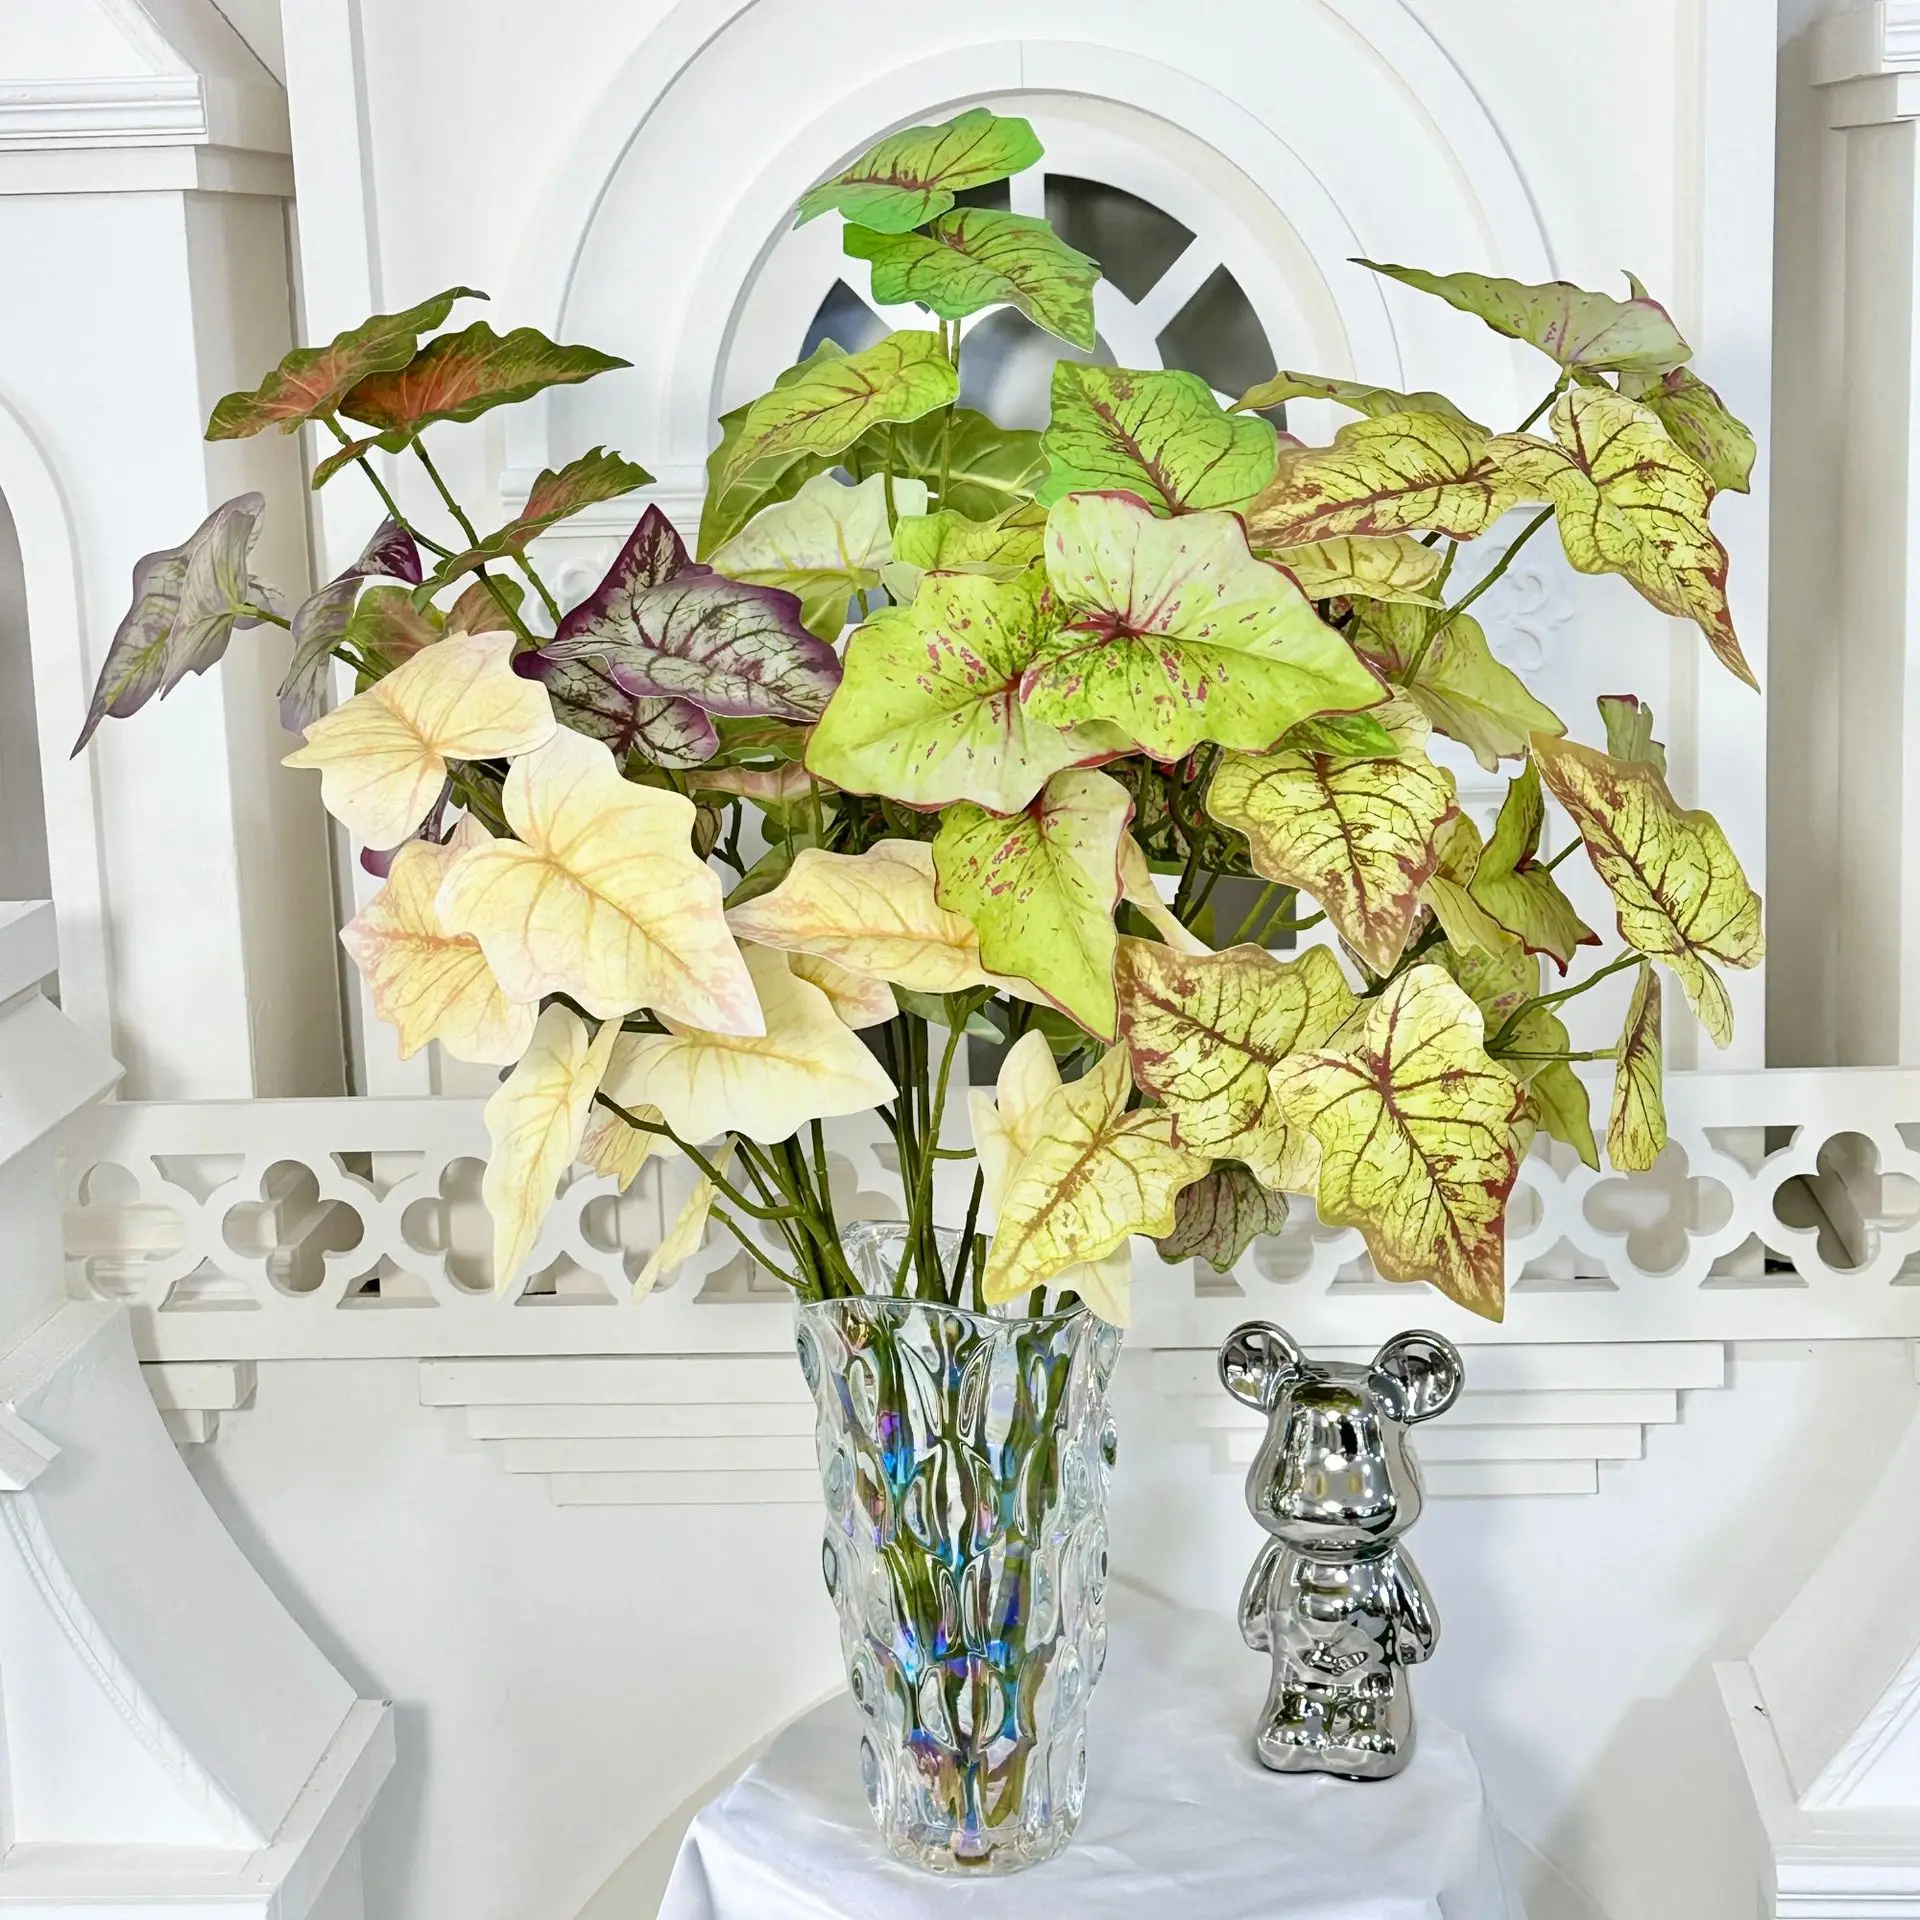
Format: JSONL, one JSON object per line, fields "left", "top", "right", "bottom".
{"left": 660, "top": 1585, "right": 1517, "bottom": 1918}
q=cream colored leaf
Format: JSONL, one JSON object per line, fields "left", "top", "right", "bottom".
{"left": 604, "top": 945, "right": 895, "bottom": 1145}
{"left": 284, "top": 629, "right": 554, "bottom": 848}
{"left": 634, "top": 1144, "right": 734, "bottom": 1300}
{"left": 482, "top": 1005, "right": 620, "bottom": 1291}
{"left": 339, "top": 833, "right": 534, "bottom": 1064}
{"left": 787, "top": 951, "right": 896, "bottom": 1029}
{"left": 982, "top": 1046, "right": 1210, "bottom": 1307}
{"left": 1119, "top": 836, "right": 1211, "bottom": 956}
{"left": 436, "top": 726, "right": 759, "bottom": 1033}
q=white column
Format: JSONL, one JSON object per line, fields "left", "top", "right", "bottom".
{"left": 0, "top": 900, "right": 393, "bottom": 1912}
{"left": 0, "top": 0, "right": 344, "bottom": 1098}
{"left": 1811, "top": 6, "right": 1920, "bottom": 1065}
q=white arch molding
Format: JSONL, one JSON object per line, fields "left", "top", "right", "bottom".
{"left": 0, "top": 392, "right": 112, "bottom": 1038}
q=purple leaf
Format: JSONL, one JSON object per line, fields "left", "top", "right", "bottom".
{"left": 549, "top": 504, "right": 841, "bottom": 722}
{"left": 350, "top": 515, "right": 423, "bottom": 585}
{"left": 279, "top": 576, "right": 362, "bottom": 733}
{"left": 75, "top": 494, "right": 270, "bottom": 752}
{"left": 513, "top": 648, "right": 719, "bottom": 768}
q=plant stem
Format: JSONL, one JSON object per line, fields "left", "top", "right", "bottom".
{"left": 240, "top": 603, "right": 291, "bottom": 630}
{"left": 1515, "top": 377, "right": 1568, "bottom": 435}
{"left": 408, "top": 439, "right": 539, "bottom": 643}
{"left": 705, "top": 1203, "right": 805, "bottom": 1290}
{"left": 955, "top": 1167, "right": 985, "bottom": 1310}
{"left": 593, "top": 1094, "right": 799, "bottom": 1222}
{"left": 1401, "top": 506, "right": 1554, "bottom": 685}
{"left": 1540, "top": 839, "right": 1580, "bottom": 872}
{"left": 892, "top": 1013, "right": 965, "bottom": 1298}
{"left": 1495, "top": 1047, "right": 1616, "bottom": 1062}
{"left": 1488, "top": 950, "right": 1644, "bottom": 1050}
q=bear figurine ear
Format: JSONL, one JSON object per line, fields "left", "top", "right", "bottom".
{"left": 1372, "top": 1330, "right": 1465, "bottom": 1423}
{"left": 1218, "top": 1321, "right": 1306, "bottom": 1413}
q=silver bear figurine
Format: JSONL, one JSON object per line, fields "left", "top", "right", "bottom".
{"left": 1218, "top": 1321, "right": 1464, "bottom": 1780}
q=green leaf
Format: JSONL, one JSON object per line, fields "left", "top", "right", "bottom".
{"left": 708, "top": 331, "right": 958, "bottom": 509}
{"left": 1115, "top": 938, "right": 1357, "bottom": 1192}
{"left": 846, "top": 209, "right": 1098, "bottom": 349}
{"left": 1350, "top": 600, "right": 1565, "bottom": 773}
{"left": 1498, "top": 386, "right": 1754, "bottom": 688}
{"left": 697, "top": 342, "right": 849, "bottom": 558}
{"left": 311, "top": 434, "right": 384, "bottom": 488}
{"left": 1022, "top": 490, "right": 1385, "bottom": 762}
{"left": 1235, "top": 368, "right": 1483, "bottom": 430}
{"left": 1597, "top": 693, "right": 1666, "bottom": 773}
{"left": 796, "top": 109, "right": 1043, "bottom": 234}
{"left": 1465, "top": 760, "right": 1598, "bottom": 970}
{"left": 1277, "top": 710, "right": 1400, "bottom": 759}
{"left": 1503, "top": 1002, "right": 1599, "bottom": 1170}
{"left": 207, "top": 287, "right": 484, "bottom": 439}
{"left": 1155, "top": 1163, "right": 1290, "bottom": 1270}
{"left": 1040, "top": 364, "right": 1278, "bottom": 513}
{"left": 1607, "top": 962, "right": 1666, "bottom": 1171}
{"left": 427, "top": 448, "right": 652, "bottom": 587}
{"left": 709, "top": 472, "right": 925, "bottom": 639}
{"left": 843, "top": 405, "right": 1047, "bottom": 521}
{"left": 75, "top": 494, "right": 270, "bottom": 751}
{"left": 345, "top": 582, "right": 442, "bottom": 663}
{"left": 932, "top": 768, "right": 1129, "bottom": 1038}
{"left": 1243, "top": 412, "right": 1531, "bottom": 547}
{"left": 340, "top": 323, "right": 628, "bottom": 448}
{"left": 806, "top": 568, "right": 1128, "bottom": 813}
{"left": 1205, "top": 698, "right": 1458, "bottom": 976}
{"left": 1532, "top": 733, "right": 1763, "bottom": 1047}
{"left": 1357, "top": 261, "right": 1692, "bottom": 374}
{"left": 881, "top": 504, "right": 1044, "bottom": 604}
{"left": 1618, "top": 366, "right": 1756, "bottom": 494}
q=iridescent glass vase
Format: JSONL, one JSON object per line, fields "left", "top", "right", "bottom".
{"left": 794, "top": 1224, "right": 1120, "bottom": 1874}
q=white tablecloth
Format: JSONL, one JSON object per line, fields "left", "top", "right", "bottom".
{"left": 660, "top": 1584, "right": 1516, "bottom": 1918}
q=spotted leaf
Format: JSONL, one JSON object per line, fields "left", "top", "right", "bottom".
{"left": 1270, "top": 964, "right": 1526, "bottom": 1321}
{"left": 1531, "top": 733, "right": 1762, "bottom": 1047}
{"left": 1607, "top": 963, "right": 1666, "bottom": 1171}
{"left": 1155, "top": 1163, "right": 1291, "bottom": 1271}
{"left": 795, "top": 109, "right": 1043, "bottom": 234}
{"left": 1235, "top": 368, "right": 1482, "bottom": 429}
{"left": 1618, "top": 365, "right": 1756, "bottom": 494}
{"left": 1464, "top": 760, "right": 1597, "bottom": 970}
{"left": 1265, "top": 535, "right": 1445, "bottom": 606}
{"left": 428, "top": 449, "right": 652, "bottom": 587}
{"left": 1116, "top": 938, "right": 1357, "bottom": 1192}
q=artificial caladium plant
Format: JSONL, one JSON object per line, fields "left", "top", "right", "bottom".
{"left": 77, "top": 110, "right": 1763, "bottom": 1324}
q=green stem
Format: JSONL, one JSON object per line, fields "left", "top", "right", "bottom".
{"left": 592, "top": 1093, "right": 799, "bottom": 1222}
{"left": 892, "top": 1013, "right": 965, "bottom": 1299}
{"left": 955, "top": 1167, "right": 985, "bottom": 1310}
{"left": 1234, "top": 880, "right": 1285, "bottom": 946}
{"left": 240, "top": 603, "right": 290, "bottom": 630}
{"left": 1515, "top": 376, "right": 1569, "bottom": 436}
{"left": 1401, "top": 505, "right": 1554, "bottom": 686}
{"left": 408, "top": 439, "right": 538, "bottom": 644}
{"left": 705, "top": 1202, "right": 805, "bottom": 1291}
{"left": 1494, "top": 1047, "right": 1616, "bottom": 1062}
{"left": 1541, "top": 839, "right": 1581, "bottom": 872}
{"left": 1489, "top": 951, "right": 1644, "bottom": 1051}
{"left": 319, "top": 418, "right": 456, "bottom": 561}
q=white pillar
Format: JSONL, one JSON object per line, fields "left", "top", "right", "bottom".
{"left": 0, "top": 0, "right": 343, "bottom": 1098}
{"left": 1810, "top": 5, "right": 1920, "bottom": 1065}
{"left": 0, "top": 899, "right": 393, "bottom": 1912}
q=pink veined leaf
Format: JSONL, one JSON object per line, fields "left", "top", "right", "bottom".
{"left": 512, "top": 648, "right": 720, "bottom": 768}
{"left": 277, "top": 516, "right": 427, "bottom": 732}
{"left": 528, "top": 504, "right": 842, "bottom": 723}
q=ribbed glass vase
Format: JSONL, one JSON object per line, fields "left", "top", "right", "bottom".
{"left": 794, "top": 1223, "right": 1121, "bottom": 1874}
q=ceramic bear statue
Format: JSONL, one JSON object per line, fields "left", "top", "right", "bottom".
{"left": 1218, "top": 1321, "right": 1464, "bottom": 1780}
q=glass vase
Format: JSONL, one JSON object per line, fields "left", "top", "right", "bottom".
{"left": 794, "top": 1223, "right": 1121, "bottom": 1875}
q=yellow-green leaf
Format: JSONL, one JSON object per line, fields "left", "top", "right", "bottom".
{"left": 1269, "top": 964, "right": 1526, "bottom": 1321}
{"left": 1155, "top": 1163, "right": 1290, "bottom": 1270}
{"left": 932, "top": 768, "right": 1128, "bottom": 1039}
{"left": 982, "top": 1045, "right": 1210, "bottom": 1306}
{"left": 708, "top": 472, "right": 926, "bottom": 640}
{"left": 1115, "top": 937, "right": 1356, "bottom": 1191}
{"left": 1358, "top": 262, "right": 1691, "bottom": 374}
{"left": 1206, "top": 700, "right": 1458, "bottom": 975}
{"left": 845, "top": 209, "right": 1098, "bottom": 349}
{"left": 1266, "top": 535, "right": 1445, "bottom": 605}
{"left": 482, "top": 1005, "right": 621, "bottom": 1291}
{"left": 710, "top": 332, "right": 958, "bottom": 506}
{"left": 1619, "top": 365, "right": 1756, "bottom": 494}
{"left": 795, "top": 109, "right": 1042, "bottom": 234}
{"left": 697, "top": 343, "right": 848, "bottom": 558}
{"left": 1597, "top": 692, "right": 1665, "bottom": 772}
{"left": 969, "top": 1032, "right": 1133, "bottom": 1323}
{"left": 1531, "top": 733, "right": 1761, "bottom": 1046}
{"left": 1242, "top": 412, "right": 1531, "bottom": 548}
{"left": 805, "top": 568, "right": 1128, "bottom": 813}
{"left": 1235, "top": 369, "right": 1482, "bottom": 429}
{"left": 880, "top": 504, "right": 1044, "bottom": 605}
{"left": 1504, "top": 386, "right": 1753, "bottom": 689}
{"left": 602, "top": 945, "right": 896, "bottom": 1145}
{"left": 1039, "top": 364, "right": 1278, "bottom": 513}
{"left": 1420, "top": 872, "right": 1517, "bottom": 959}
{"left": 1465, "top": 760, "right": 1598, "bottom": 970}
{"left": 1500, "top": 1002, "right": 1598, "bottom": 1170}
{"left": 1351, "top": 600, "right": 1564, "bottom": 773}
{"left": 1607, "top": 962, "right": 1666, "bottom": 1171}
{"left": 1023, "top": 491, "right": 1385, "bottom": 762}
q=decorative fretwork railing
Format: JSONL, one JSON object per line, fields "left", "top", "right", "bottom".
{"left": 60, "top": 1069, "right": 1920, "bottom": 1360}
{"left": 59, "top": 1071, "right": 1920, "bottom": 1501}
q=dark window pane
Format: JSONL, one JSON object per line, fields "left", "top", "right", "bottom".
{"left": 951, "top": 180, "right": 1012, "bottom": 213}
{"left": 1156, "top": 264, "right": 1276, "bottom": 403}
{"left": 957, "top": 307, "right": 1112, "bottom": 431}
{"left": 1044, "top": 174, "right": 1193, "bottom": 303}
{"left": 801, "top": 278, "right": 888, "bottom": 361}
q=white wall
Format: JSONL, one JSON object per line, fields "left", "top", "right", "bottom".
{"left": 180, "top": 1341, "right": 1919, "bottom": 1920}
